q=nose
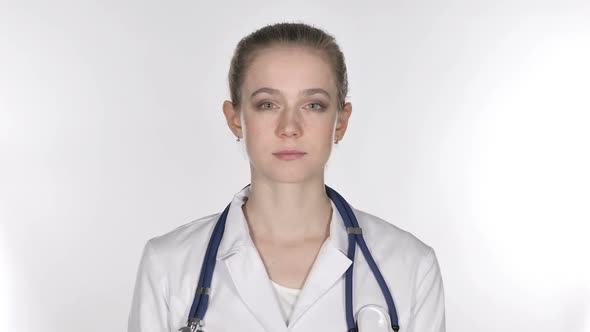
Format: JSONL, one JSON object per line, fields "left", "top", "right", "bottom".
{"left": 276, "top": 107, "right": 303, "bottom": 139}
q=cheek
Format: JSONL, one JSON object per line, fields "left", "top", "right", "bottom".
{"left": 244, "top": 123, "right": 272, "bottom": 157}
{"left": 319, "top": 118, "right": 337, "bottom": 141}
{"left": 243, "top": 117, "right": 264, "bottom": 141}
{"left": 246, "top": 126, "right": 260, "bottom": 138}
{"left": 309, "top": 124, "right": 336, "bottom": 155}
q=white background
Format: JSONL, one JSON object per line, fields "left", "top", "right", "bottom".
{"left": 1, "top": 1, "right": 589, "bottom": 331}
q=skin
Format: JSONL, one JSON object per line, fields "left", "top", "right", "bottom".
{"left": 222, "top": 44, "right": 352, "bottom": 288}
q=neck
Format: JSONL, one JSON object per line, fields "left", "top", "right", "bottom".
{"left": 241, "top": 180, "right": 332, "bottom": 245}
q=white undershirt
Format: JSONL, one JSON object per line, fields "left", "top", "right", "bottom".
{"left": 270, "top": 280, "right": 301, "bottom": 325}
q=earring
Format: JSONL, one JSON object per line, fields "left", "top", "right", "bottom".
{"left": 236, "top": 137, "right": 241, "bottom": 142}
{"left": 334, "top": 137, "right": 339, "bottom": 144}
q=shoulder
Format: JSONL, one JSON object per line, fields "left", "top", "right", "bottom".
{"left": 144, "top": 212, "right": 221, "bottom": 262}
{"left": 351, "top": 205, "right": 434, "bottom": 263}
{"left": 350, "top": 205, "right": 444, "bottom": 303}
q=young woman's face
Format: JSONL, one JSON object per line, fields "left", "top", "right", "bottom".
{"left": 231, "top": 45, "right": 351, "bottom": 183}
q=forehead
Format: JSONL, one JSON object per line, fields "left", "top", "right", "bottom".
{"left": 243, "top": 45, "right": 336, "bottom": 98}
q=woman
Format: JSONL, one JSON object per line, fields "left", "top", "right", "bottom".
{"left": 128, "top": 22, "right": 446, "bottom": 332}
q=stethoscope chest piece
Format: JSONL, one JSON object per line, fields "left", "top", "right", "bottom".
{"left": 356, "top": 304, "right": 395, "bottom": 332}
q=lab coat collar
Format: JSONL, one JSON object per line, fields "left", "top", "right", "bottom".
{"left": 215, "top": 185, "right": 353, "bottom": 330}
{"left": 216, "top": 184, "right": 350, "bottom": 259}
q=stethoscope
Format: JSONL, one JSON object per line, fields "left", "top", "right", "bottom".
{"left": 179, "top": 184, "right": 400, "bottom": 332}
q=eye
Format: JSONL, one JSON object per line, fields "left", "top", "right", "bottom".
{"left": 257, "top": 101, "right": 277, "bottom": 110}
{"left": 306, "top": 102, "right": 326, "bottom": 111}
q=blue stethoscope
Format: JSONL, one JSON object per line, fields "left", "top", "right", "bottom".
{"left": 179, "top": 184, "right": 400, "bottom": 332}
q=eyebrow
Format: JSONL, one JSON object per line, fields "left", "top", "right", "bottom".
{"left": 250, "top": 87, "right": 331, "bottom": 99}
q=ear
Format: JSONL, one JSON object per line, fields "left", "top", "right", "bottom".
{"left": 335, "top": 102, "right": 352, "bottom": 141}
{"left": 222, "top": 100, "right": 243, "bottom": 139}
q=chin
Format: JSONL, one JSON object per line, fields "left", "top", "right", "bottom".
{"left": 251, "top": 157, "right": 326, "bottom": 182}
{"left": 268, "top": 167, "right": 326, "bottom": 183}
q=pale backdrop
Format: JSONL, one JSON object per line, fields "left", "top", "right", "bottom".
{"left": 1, "top": 1, "right": 589, "bottom": 331}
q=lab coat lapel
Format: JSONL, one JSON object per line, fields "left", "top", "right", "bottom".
{"left": 288, "top": 199, "right": 352, "bottom": 327}
{"left": 215, "top": 186, "right": 353, "bottom": 330}
{"left": 216, "top": 186, "right": 288, "bottom": 332}
{"left": 223, "top": 247, "right": 288, "bottom": 332}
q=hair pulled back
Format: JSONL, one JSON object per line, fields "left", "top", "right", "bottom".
{"left": 228, "top": 22, "right": 349, "bottom": 111}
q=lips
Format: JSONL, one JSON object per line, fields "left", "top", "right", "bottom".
{"left": 272, "top": 149, "right": 306, "bottom": 160}
{"left": 273, "top": 149, "right": 306, "bottom": 155}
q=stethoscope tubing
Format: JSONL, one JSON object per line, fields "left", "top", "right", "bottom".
{"left": 187, "top": 203, "right": 230, "bottom": 324}
{"left": 325, "top": 186, "right": 400, "bottom": 332}
{"left": 184, "top": 184, "right": 400, "bottom": 332}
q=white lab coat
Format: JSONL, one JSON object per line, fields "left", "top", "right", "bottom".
{"left": 128, "top": 186, "right": 446, "bottom": 332}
